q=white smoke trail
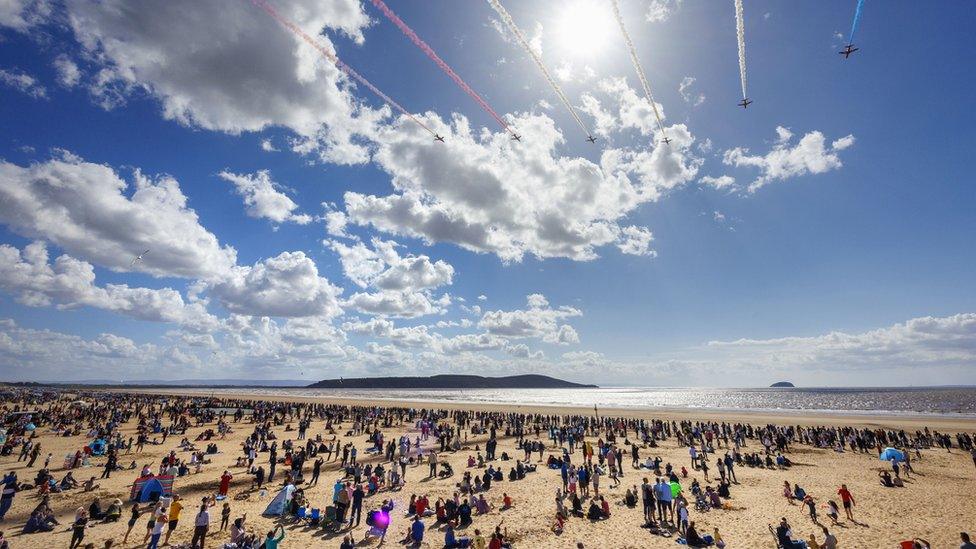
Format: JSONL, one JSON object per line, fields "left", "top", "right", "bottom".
{"left": 735, "top": 0, "right": 748, "bottom": 100}
{"left": 610, "top": 0, "right": 668, "bottom": 145}
{"left": 487, "top": 0, "right": 594, "bottom": 140}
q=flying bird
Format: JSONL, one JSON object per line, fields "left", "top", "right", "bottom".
{"left": 129, "top": 249, "right": 150, "bottom": 267}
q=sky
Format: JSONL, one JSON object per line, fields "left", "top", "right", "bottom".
{"left": 0, "top": 0, "right": 973, "bottom": 387}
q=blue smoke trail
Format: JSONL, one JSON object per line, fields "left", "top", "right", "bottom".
{"left": 849, "top": 0, "right": 865, "bottom": 43}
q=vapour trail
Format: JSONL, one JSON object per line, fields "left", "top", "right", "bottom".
{"left": 609, "top": 0, "right": 668, "bottom": 145}
{"left": 848, "top": 0, "right": 865, "bottom": 44}
{"left": 251, "top": 0, "right": 437, "bottom": 138}
{"left": 486, "top": 0, "right": 594, "bottom": 141}
{"left": 734, "top": 0, "right": 748, "bottom": 100}
{"left": 371, "top": 0, "right": 516, "bottom": 138}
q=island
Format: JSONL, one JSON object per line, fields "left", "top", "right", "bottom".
{"left": 307, "top": 374, "right": 598, "bottom": 389}
{"left": 770, "top": 381, "right": 795, "bottom": 388}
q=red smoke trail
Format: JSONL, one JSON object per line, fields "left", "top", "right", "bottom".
{"left": 371, "top": 0, "right": 516, "bottom": 138}
{"left": 251, "top": 0, "right": 437, "bottom": 138}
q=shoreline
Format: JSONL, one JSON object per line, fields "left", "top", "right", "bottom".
{"left": 106, "top": 387, "right": 976, "bottom": 431}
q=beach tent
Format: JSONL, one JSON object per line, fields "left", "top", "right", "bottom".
{"left": 879, "top": 447, "right": 906, "bottom": 462}
{"left": 89, "top": 439, "right": 107, "bottom": 456}
{"left": 130, "top": 475, "right": 174, "bottom": 503}
{"left": 262, "top": 487, "right": 289, "bottom": 516}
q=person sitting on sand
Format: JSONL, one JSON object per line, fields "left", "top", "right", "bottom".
{"left": 103, "top": 499, "right": 123, "bottom": 522}
{"left": 879, "top": 470, "right": 894, "bottom": 487}
{"left": 586, "top": 498, "right": 604, "bottom": 521}
{"left": 775, "top": 517, "right": 808, "bottom": 549}
{"left": 685, "top": 521, "right": 711, "bottom": 547}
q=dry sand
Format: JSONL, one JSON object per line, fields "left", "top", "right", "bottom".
{"left": 3, "top": 390, "right": 975, "bottom": 549}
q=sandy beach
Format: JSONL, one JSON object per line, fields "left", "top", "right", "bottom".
{"left": 2, "top": 388, "right": 974, "bottom": 549}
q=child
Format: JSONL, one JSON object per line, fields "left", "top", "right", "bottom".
{"left": 826, "top": 500, "right": 840, "bottom": 525}
{"left": 220, "top": 502, "right": 231, "bottom": 531}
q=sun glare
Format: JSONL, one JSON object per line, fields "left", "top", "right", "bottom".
{"left": 554, "top": 0, "right": 617, "bottom": 59}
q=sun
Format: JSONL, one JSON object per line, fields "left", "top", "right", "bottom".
{"left": 553, "top": 0, "right": 618, "bottom": 59}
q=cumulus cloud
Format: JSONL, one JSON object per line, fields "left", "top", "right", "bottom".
{"left": 678, "top": 76, "right": 705, "bottom": 106}
{"left": 581, "top": 77, "right": 670, "bottom": 138}
{"left": 0, "top": 241, "right": 216, "bottom": 327}
{"left": 0, "top": 0, "right": 50, "bottom": 31}
{"left": 723, "top": 127, "right": 855, "bottom": 192}
{"left": 0, "top": 68, "right": 47, "bottom": 98}
{"left": 0, "top": 152, "right": 237, "bottom": 280}
{"left": 63, "top": 0, "right": 383, "bottom": 164}
{"left": 327, "top": 238, "right": 454, "bottom": 318}
{"left": 345, "top": 290, "right": 450, "bottom": 319}
{"left": 208, "top": 251, "right": 342, "bottom": 318}
{"left": 219, "top": 170, "right": 311, "bottom": 225}
{"left": 646, "top": 0, "right": 682, "bottom": 23}
{"left": 53, "top": 55, "right": 81, "bottom": 88}
{"left": 479, "top": 294, "right": 582, "bottom": 344}
{"left": 699, "top": 175, "right": 736, "bottom": 191}
{"left": 707, "top": 313, "right": 976, "bottom": 371}
{"left": 342, "top": 111, "right": 700, "bottom": 262}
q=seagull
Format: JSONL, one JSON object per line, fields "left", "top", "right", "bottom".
{"left": 129, "top": 249, "right": 150, "bottom": 267}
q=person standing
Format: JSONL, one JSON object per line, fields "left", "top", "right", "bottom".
{"left": 26, "top": 444, "right": 41, "bottom": 468}
{"left": 837, "top": 484, "right": 855, "bottom": 522}
{"left": 191, "top": 499, "right": 212, "bottom": 549}
{"left": 163, "top": 494, "right": 183, "bottom": 546}
{"left": 310, "top": 458, "right": 323, "bottom": 486}
{"left": 0, "top": 473, "right": 17, "bottom": 520}
{"left": 219, "top": 471, "right": 232, "bottom": 497}
{"left": 69, "top": 509, "right": 88, "bottom": 549}
{"left": 147, "top": 505, "right": 167, "bottom": 549}
{"left": 351, "top": 484, "right": 365, "bottom": 527}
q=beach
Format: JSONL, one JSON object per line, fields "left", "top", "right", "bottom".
{"left": 2, "top": 388, "right": 974, "bottom": 548}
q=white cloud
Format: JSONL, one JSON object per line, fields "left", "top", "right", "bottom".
{"left": 53, "top": 55, "right": 81, "bottom": 88}
{"left": 219, "top": 170, "right": 311, "bottom": 225}
{"left": 479, "top": 294, "right": 582, "bottom": 344}
{"left": 208, "top": 251, "right": 342, "bottom": 318}
{"left": 708, "top": 313, "right": 976, "bottom": 372}
{"left": 0, "top": 152, "right": 238, "bottom": 280}
{"left": 0, "top": 241, "right": 216, "bottom": 327}
{"left": 63, "top": 0, "right": 382, "bottom": 165}
{"left": 0, "top": 0, "right": 50, "bottom": 31}
{"left": 345, "top": 290, "right": 450, "bottom": 319}
{"left": 723, "top": 127, "right": 855, "bottom": 192}
{"left": 260, "top": 139, "right": 279, "bottom": 153}
{"left": 342, "top": 111, "right": 699, "bottom": 262}
{"left": 616, "top": 225, "right": 656, "bottom": 257}
{"left": 678, "top": 76, "right": 705, "bottom": 106}
{"left": 0, "top": 319, "right": 161, "bottom": 380}
{"left": 699, "top": 175, "right": 736, "bottom": 191}
{"left": 646, "top": 0, "right": 682, "bottom": 23}
{"left": 0, "top": 68, "right": 47, "bottom": 98}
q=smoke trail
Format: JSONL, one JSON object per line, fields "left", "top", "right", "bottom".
{"left": 734, "top": 0, "right": 748, "bottom": 100}
{"left": 609, "top": 0, "right": 668, "bottom": 145}
{"left": 848, "top": 0, "right": 865, "bottom": 44}
{"left": 371, "top": 0, "right": 516, "bottom": 138}
{"left": 251, "top": 0, "right": 437, "bottom": 138}
{"left": 486, "top": 0, "right": 594, "bottom": 140}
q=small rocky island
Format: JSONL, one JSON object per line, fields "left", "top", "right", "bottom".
{"left": 308, "top": 374, "right": 597, "bottom": 389}
{"left": 769, "top": 381, "right": 796, "bottom": 388}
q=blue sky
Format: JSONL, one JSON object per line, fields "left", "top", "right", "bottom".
{"left": 0, "top": 0, "right": 973, "bottom": 386}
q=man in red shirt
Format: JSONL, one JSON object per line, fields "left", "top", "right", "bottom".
{"left": 837, "top": 484, "right": 855, "bottom": 521}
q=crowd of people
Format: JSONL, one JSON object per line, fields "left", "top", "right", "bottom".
{"left": 0, "top": 387, "right": 972, "bottom": 548}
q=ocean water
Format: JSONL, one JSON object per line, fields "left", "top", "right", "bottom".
{"left": 178, "top": 386, "right": 976, "bottom": 417}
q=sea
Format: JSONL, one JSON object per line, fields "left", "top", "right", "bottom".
{"left": 175, "top": 386, "right": 976, "bottom": 418}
